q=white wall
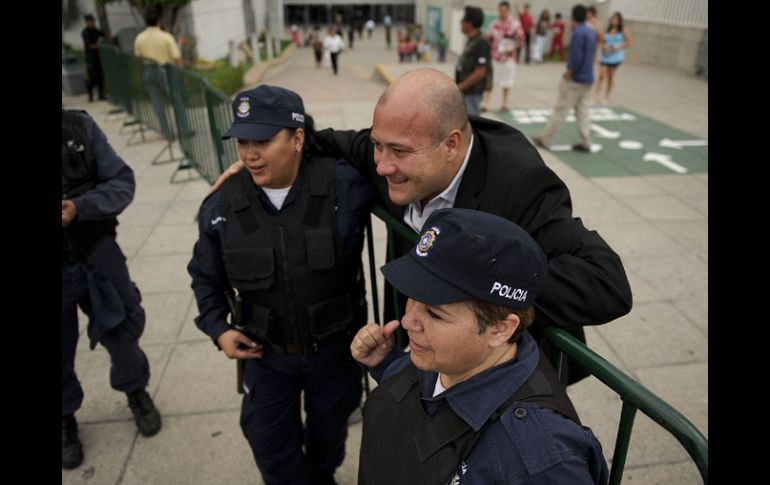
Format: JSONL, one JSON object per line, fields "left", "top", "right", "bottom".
{"left": 191, "top": 0, "right": 248, "bottom": 61}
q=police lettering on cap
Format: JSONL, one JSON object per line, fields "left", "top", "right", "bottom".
{"left": 380, "top": 208, "right": 547, "bottom": 309}
{"left": 222, "top": 85, "right": 306, "bottom": 141}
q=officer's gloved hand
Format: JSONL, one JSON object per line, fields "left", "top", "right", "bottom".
{"left": 217, "top": 329, "right": 264, "bottom": 360}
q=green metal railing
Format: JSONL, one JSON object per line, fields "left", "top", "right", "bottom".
{"left": 366, "top": 206, "right": 708, "bottom": 485}
{"left": 98, "top": 45, "right": 133, "bottom": 117}
{"left": 99, "top": 45, "right": 237, "bottom": 184}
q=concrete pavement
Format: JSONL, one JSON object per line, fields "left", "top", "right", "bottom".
{"left": 62, "top": 25, "right": 707, "bottom": 484}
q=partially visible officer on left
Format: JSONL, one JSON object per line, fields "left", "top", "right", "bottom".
{"left": 187, "top": 85, "right": 376, "bottom": 485}
{"left": 62, "top": 110, "right": 162, "bottom": 470}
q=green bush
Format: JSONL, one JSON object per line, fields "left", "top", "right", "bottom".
{"left": 194, "top": 60, "right": 252, "bottom": 95}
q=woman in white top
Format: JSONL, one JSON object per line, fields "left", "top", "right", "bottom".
{"left": 323, "top": 26, "right": 345, "bottom": 75}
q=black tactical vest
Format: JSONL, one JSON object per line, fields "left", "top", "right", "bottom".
{"left": 220, "top": 157, "right": 366, "bottom": 348}
{"left": 359, "top": 349, "right": 580, "bottom": 485}
{"left": 62, "top": 110, "right": 118, "bottom": 265}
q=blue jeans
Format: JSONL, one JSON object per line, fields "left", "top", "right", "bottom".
{"left": 464, "top": 93, "right": 483, "bottom": 116}
{"left": 143, "top": 65, "right": 173, "bottom": 138}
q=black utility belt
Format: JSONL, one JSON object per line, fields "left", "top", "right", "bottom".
{"left": 62, "top": 235, "right": 111, "bottom": 266}
{"left": 263, "top": 333, "right": 350, "bottom": 356}
{"left": 235, "top": 295, "right": 359, "bottom": 349}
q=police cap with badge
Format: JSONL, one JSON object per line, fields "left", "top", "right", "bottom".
{"left": 222, "top": 84, "right": 306, "bottom": 141}
{"left": 381, "top": 208, "right": 547, "bottom": 308}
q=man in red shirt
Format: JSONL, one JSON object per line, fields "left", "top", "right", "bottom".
{"left": 517, "top": 3, "right": 534, "bottom": 64}
{"left": 550, "top": 12, "right": 566, "bottom": 61}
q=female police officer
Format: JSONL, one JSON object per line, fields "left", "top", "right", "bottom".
{"left": 351, "top": 208, "right": 609, "bottom": 484}
{"left": 187, "top": 85, "right": 375, "bottom": 484}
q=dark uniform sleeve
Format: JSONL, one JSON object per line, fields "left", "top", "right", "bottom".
{"left": 503, "top": 163, "right": 632, "bottom": 329}
{"left": 187, "top": 192, "right": 232, "bottom": 347}
{"left": 71, "top": 113, "right": 136, "bottom": 222}
{"left": 368, "top": 348, "right": 409, "bottom": 383}
{"left": 314, "top": 127, "right": 375, "bottom": 174}
{"left": 495, "top": 407, "right": 609, "bottom": 484}
{"left": 334, "top": 160, "right": 378, "bottom": 253}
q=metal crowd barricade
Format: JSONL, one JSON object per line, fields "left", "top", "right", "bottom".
{"left": 131, "top": 57, "right": 182, "bottom": 166}
{"left": 161, "top": 65, "right": 237, "bottom": 185}
{"left": 100, "top": 46, "right": 239, "bottom": 184}
{"left": 98, "top": 45, "right": 139, "bottom": 125}
{"left": 365, "top": 206, "right": 708, "bottom": 485}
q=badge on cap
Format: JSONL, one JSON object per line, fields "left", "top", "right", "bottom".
{"left": 236, "top": 98, "right": 251, "bottom": 118}
{"left": 416, "top": 226, "right": 440, "bottom": 258}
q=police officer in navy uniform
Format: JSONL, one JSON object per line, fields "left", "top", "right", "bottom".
{"left": 62, "top": 110, "right": 162, "bottom": 470}
{"left": 351, "top": 208, "right": 609, "bottom": 485}
{"left": 187, "top": 85, "right": 376, "bottom": 484}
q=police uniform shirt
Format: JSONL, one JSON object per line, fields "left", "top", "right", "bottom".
{"left": 367, "top": 332, "right": 609, "bottom": 484}
{"left": 64, "top": 112, "right": 136, "bottom": 223}
{"left": 188, "top": 159, "right": 377, "bottom": 350}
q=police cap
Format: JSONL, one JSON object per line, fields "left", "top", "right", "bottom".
{"left": 381, "top": 208, "right": 547, "bottom": 309}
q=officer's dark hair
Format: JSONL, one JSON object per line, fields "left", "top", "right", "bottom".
{"left": 498, "top": 1, "right": 510, "bottom": 8}
{"left": 287, "top": 113, "right": 323, "bottom": 159}
{"left": 145, "top": 8, "right": 160, "bottom": 26}
{"left": 84, "top": 14, "right": 95, "bottom": 22}
{"left": 469, "top": 299, "right": 534, "bottom": 344}
{"left": 572, "top": 5, "right": 587, "bottom": 23}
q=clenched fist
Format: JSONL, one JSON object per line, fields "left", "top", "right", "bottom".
{"left": 350, "top": 320, "right": 401, "bottom": 367}
{"left": 62, "top": 199, "right": 77, "bottom": 227}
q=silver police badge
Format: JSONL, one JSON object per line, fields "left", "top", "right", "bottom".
{"left": 415, "top": 226, "right": 440, "bottom": 258}
{"left": 236, "top": 98, "right": 251, "bottom": 118}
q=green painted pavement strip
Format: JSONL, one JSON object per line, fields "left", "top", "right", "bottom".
{"left": 494, "top": 106, "right": 708, "bottom": 177}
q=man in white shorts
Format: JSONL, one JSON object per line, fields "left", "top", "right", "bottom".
{"left": 486, "top": 1, "right": 524, "bottom": 111}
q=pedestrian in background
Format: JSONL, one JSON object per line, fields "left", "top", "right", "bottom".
{"left": 592, "top": 12, "right": 632, "bottom": 105}
{"left": 532, "top": 4, "right": 597, "bottom": 152}
{"left": 81, "top": 14, "right": 108, "bottom": 101}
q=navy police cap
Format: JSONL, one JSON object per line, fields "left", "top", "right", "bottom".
{"left": 222, "top": 85, "right": 306, "bottom": 141}
{"left": 381, "top": 208, "right": 547, "bottom": 309}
